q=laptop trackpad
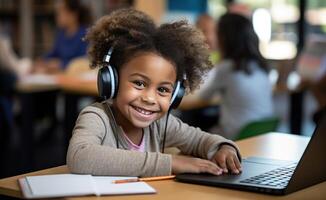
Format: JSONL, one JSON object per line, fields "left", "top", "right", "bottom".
{"left": 176, "top": 157, "right": 296, "bottom": 185}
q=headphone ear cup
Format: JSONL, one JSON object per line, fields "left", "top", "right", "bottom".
{"left": 97, "top": 67, "right": 110, "bottom": 100}
{"left": 97, "top": 65, "right": 119, "bottom": 99}
{"left": 170, "top": 81, "right": 185, "bottom": 109}
{"left": 111, "top": 66, "right": 119, "bottom": 98}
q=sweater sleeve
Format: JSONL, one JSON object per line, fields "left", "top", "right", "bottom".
{"left": 163, "top": 114, "right": 241, "bottom": 161}
{"left": 66, "top": 106, "right": 172, "bottom": 177}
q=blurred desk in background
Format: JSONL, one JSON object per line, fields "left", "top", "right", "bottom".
{"left": 17, "top": 74, "right": 98, "bottom": 95}
{"left": 178, "top": 93, "right": 220, "bottom": 132}
{"left": 179, "top": 93, "right": 220, "bottom": 111}
{"left": 56, "top": 74, "right": 98, "bottom": 96}
{"left": 17, "top": 74, "right": 60, "bottom": 92}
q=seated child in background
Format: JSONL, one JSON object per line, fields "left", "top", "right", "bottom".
{"left": 33, "top": 0, "right": 92, "bottom": 74}
{"left": 67, "top": 9, "right": 241, "bottom": 177}
{"left": 196, "top": 13, "right": 219, "bottom": 64}
{"left": 199, "top": 13, "right": 274, "bottom": 140}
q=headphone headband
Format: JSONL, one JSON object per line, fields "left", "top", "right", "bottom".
{"left": 103, "top": 47, "right": 114, "bottom": 63}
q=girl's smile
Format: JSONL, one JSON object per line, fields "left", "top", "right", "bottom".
{"left": 130, "top": 105, "right": 158, "bottom": 121}
{"left": 113, "top": 52, "right": 177, "bottom": 134}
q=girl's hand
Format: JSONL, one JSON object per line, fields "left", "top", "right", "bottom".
{"left": 172, "top": 155, "right": 223, "bottom": 175}
{"left": 211, "top": 145, "right": 242, "bottom": 174}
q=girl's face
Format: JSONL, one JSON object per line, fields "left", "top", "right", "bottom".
{"left": 113, "top": 52, "right": 176, "bottom": 131}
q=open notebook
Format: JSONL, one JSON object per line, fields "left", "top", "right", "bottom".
{"left": 19, "top": 174, "right": 156, "bottom": 199}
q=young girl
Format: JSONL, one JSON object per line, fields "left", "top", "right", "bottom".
{"left": 67, "top": 9, "right": 241, "bottom": 177}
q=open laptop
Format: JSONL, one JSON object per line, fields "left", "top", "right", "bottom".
{"left": 176, "top": 116, "right": 326, "bottom": 195}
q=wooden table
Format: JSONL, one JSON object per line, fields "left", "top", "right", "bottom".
{"left": 179, "top": 93, "right": 220, "bottom": 111}
{"left": 56, "top": 74, "right": 98, "bottom": 96}
{"left": 17, "top": 74, "right": 98, "bottom": 95}
{"left": 1, "top": 132, "right": 325, "bottom": 200}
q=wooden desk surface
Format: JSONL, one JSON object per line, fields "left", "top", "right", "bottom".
{"left": 16, "top": 74, "right": 61, "bottom": 93}
{"left": 179, "top": 93, "right": 220, "bottom": 111}
{"left": 17, "top": 74, "right": 98, "bottom": 96}
{"left": 1, "top": 133, "right": 325, "bottom": 200}
{"left": 56, "top": 74, "right": 98, "bottom": 96}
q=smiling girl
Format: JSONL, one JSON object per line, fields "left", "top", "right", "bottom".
{"left": 67, "top": 9, "right": 242, "bottom": 177}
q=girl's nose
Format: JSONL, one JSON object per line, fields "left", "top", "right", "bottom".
{"left": 141, "top": 96, "right": 155, "bottom": 104}
{"left": 141, "top": 90, "right": 156, "bottom": 104}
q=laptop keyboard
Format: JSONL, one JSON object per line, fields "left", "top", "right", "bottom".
{"left": 240, "top": 164, "right": 297, "bottom": 188}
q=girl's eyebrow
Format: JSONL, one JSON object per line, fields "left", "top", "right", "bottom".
{"left": 129, "top": 73, "right": 174, "bottom": 87}
{"left": 129, "top": 73, "right": 149, "bottom": 81}
{"left": 160, "top": 82, "right": 175, "bottom": 89}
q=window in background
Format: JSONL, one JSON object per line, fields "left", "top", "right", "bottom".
{"left": 207, "top": 0, "right": 226, "bottom": 19}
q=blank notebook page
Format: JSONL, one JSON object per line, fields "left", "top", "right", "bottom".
{"left": 26, "top": 174, "right": 95, "bottom": 197}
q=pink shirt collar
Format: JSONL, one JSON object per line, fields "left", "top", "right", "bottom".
{"left": 122, "top": 131, "right": 145, "bottom": 152}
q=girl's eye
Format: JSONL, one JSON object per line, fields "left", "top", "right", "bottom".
{"left": 158, "top": 87, "right": 171, "bottom": 95}
{"left": 133, "top": 80, "right": 145, "bottom": 89}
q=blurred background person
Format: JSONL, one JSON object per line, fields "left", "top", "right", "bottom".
{"left": 0, "top": 39, "right": 17, "bottom": 149}
{"left": 198, "top": 13, "right": 274, "bottom": 139}
{"left": 227, "top": 1, "right": 252, "bottom": 17}
{"left": 0, "top": 34, "right": 32, "bottom": 174}
{"left": 299, "top": 56, "right": 326, "bottom": 124}
{"left": 0, "top": 36, "right": 31, "bottom": 79}
{"left": 33, "top": 0, "right": 92, "bottom": 74}
{"left": 28, "top": 0, "right": 93, "bottom": 144}
{"left": 0, "top": 34, "right": 31, "bottom": 135}
{"left": 196, "top": 13, "right": 219, "bottom": 65}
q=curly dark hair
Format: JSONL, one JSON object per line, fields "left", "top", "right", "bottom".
{"left": 85, "top": 8, "right": 212, "bottom": 93}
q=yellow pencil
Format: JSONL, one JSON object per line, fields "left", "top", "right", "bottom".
{"left": 113, "top": 175, "right": 176, "bottom": 184}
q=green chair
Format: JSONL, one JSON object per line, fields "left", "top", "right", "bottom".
{"left": 235, "top": 117, "right": 280, "bottom": 140}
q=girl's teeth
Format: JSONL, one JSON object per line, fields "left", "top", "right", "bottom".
{"left": 136, "top": 107, "right": 152, "bottom": 115}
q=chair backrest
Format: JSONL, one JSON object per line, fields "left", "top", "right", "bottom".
{"left": 235, "top": 117, "right": 280, "bottom": 140}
